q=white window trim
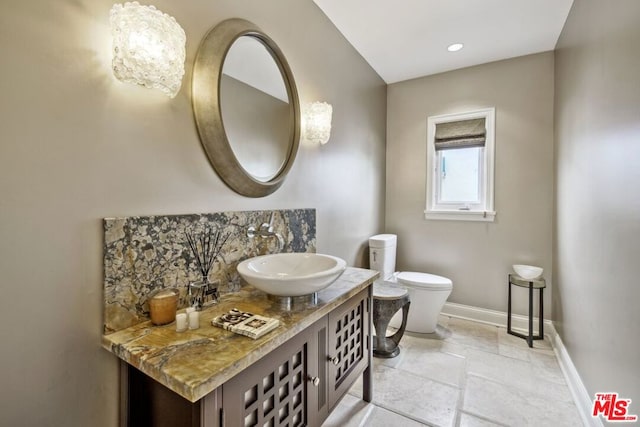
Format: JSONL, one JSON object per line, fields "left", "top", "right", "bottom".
{"left": 425, "top": 108, "right": 496, "bottom": 222}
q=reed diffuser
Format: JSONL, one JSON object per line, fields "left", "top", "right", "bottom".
{"left": 185, "top": 226, "right": 230, "bottom": 310}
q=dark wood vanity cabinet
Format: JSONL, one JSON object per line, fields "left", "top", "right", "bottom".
{"left": 327, "top": 288, "right": 371, "bottom": 409}
{"left": 223, "top": 316, "right": 327, "bottom": 426}
{"left": 124, "top": 287, "right": 372, "bottom": 427}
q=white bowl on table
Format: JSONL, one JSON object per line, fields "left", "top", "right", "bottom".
{"left": 512, "top": 264, "right": 543, "bottom": 280}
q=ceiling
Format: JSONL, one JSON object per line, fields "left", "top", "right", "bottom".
{"left": 312, "top": 0, "right": 574, "bottom": 84}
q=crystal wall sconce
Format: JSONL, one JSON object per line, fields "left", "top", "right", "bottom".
{"left": 303, "top": 101, "right": 333, "bottom": 145}
{"left": 110, "top": 2, "right": 186, "bottom": 98}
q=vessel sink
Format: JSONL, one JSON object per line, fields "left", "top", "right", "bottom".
{"left": 237, "top": 253, "right": 347, "bottom": 297}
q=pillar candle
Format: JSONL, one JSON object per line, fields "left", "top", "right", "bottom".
{"left": 188, "top": 311, "right": 200, "bottom": 330}
{"left": 176, "top": 313, "right": 188, "bottom": 332}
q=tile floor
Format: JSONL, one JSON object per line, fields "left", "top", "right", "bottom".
{"left": 322, "top": 316, "right": 584, "bottom": 427}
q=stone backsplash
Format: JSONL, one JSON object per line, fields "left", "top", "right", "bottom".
{"left": 103, "top": 209, "right": 316, "bottom": 334}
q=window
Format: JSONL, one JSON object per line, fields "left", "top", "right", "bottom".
{"left": 425, "top": 108, "right": 496, "bottom": 221}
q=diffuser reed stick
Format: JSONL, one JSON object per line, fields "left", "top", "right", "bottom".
{"left": 185, "top": 227, "right": 230, "bottom": 280}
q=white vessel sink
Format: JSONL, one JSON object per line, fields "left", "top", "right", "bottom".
{"left": 237, "top": 253, "right": 347, "bottom": 297}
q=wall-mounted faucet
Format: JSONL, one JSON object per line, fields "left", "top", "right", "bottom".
{"left": 247, "top": 212, "right": 284, "bottom": 252}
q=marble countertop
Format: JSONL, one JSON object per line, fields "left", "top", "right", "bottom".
{"left": 102, "top": 267, "right": 378, "bottom": 402}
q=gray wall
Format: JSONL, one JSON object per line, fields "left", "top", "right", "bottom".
{"left": 386, "top": 52, "right": 555, "bottom": 316}
{"left": 0, "top": 1, "right": 386, "bottom": 425}
{"left": 554, "top": 0, "right": 640, "bottom": 407}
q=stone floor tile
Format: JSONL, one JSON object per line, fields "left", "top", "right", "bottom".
{"left": 463, "top": 375, "right": 582, "bottom": 427}
{"left": 334, "top": 318, "right": 581, "bottom": 426}
{"left": 396, "top": 347, "right": 466, "bottom": 387}
{"left": 458, "top": 411, "right": 506, "bottom": 427}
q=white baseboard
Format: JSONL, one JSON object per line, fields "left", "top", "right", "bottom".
{"left": 546, "top": 323, "right": 603, "bottom": 427}
{"left": 442, "top": 301, "right": 551, "bottom": 332}
{"left": 441, "top": 302, "right": 601, "bottom": 427}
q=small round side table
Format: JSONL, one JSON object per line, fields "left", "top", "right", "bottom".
{"left": 507, "top": 274, "right": 546, "bottom": 348}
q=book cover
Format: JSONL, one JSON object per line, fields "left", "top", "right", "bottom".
{"left": 211, "top": 308, "right": 280, "bottom": 339}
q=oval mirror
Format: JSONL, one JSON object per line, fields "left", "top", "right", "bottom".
{"left": 192, "top": 19, "right": 300, "bottom": 197}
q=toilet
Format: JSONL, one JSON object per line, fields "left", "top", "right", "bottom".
{"left": 369, "top": 234, "right": 452, "bottom": 334}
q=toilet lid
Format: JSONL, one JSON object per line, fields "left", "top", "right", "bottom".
{"left": 397, "top": 272, "right": 452, "bottom": 290}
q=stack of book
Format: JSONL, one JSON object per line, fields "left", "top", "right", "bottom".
{"left": 212, "top": 308, "right": 280, "bottom": 339}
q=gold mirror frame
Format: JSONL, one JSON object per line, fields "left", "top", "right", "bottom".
{"left": 192, "top": 18, "right": 300, "bottom": 197}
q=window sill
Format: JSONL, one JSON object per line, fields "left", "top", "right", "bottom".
{"left": 424, "top": 210, "right": 496, "bottom": 222}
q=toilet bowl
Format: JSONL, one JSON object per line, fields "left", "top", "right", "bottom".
{"left": 388, "top": 272, "right": 452, "bottom": 333}
{"left": 369, "top": 234, "right": 452, "bottom": 334}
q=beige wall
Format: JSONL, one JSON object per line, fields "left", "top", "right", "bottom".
{"left": 554, "top": 0, "right": 640, "bottom": 407}
{"left": 386, "top": 52, "right": 555, "bottom": 316}
{"left": 0, "top": 1, "right": 386, "bottom": 425}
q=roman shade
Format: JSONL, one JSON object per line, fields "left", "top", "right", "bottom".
{"left": 434, "top": 118, "right": 486, "bottom": 150}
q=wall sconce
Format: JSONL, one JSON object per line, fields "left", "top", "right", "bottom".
{"left": 110, "top": 2, "right": 186, "bottom": 98}
{"left": 303, "top": 102, "right": 333, "bottom": 145}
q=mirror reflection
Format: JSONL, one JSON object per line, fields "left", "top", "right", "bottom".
{"left": 220, "top": 36, "right": 291, "bottom": 182}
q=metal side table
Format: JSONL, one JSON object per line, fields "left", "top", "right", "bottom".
{"left": 507, "top": 274, "right": 546, "bottom": 348}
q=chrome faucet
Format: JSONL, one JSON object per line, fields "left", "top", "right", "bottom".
{"left": 247, "top": 212, "right": 284, "bottom": 252}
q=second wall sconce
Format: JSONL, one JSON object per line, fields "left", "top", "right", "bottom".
{"left": 303, "top": 101, "right": 333, "bottom": 145}
{"left": 110, "top": 2, "right": 186, "bottom": 98}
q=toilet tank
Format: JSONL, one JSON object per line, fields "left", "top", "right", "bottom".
{"left": 369, "top": 234, "right": 397, "bottom": 279}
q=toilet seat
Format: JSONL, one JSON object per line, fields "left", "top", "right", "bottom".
{"left": 397, "top": 271, "right": 452, "bottom": 291}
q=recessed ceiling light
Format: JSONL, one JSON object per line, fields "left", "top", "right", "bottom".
{"left": 447, "top": 43, "right": 464, "bottom": 52}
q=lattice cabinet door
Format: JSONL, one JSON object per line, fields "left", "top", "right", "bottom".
{"left": 327, "top": 288, "right": 371, "bottom": 409}
{"left": 222, "top": 319, "right": 325, "bottom": 427}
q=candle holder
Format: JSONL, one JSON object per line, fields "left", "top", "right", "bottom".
{"left": 148, "top": 288, "right": 179, "bottom": 325}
